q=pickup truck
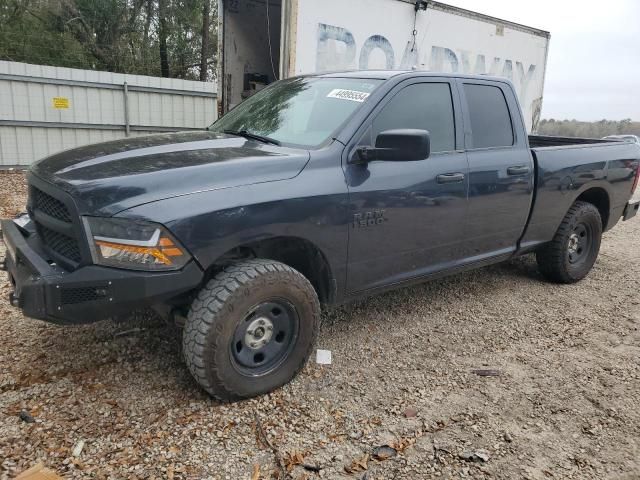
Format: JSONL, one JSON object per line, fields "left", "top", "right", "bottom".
{"left": 2, "top": 71, "right": 639, "bottom": 401}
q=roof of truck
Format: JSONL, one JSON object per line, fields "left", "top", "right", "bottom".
{"left": 309, "top": 70, "right": 513, "bottom": 84}
{"left": 313, "top": 70, "right": 411, "bottom": 79}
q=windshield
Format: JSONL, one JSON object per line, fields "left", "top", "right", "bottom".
{"left": 210, "top": 77, "right": 383, "bottom": 148}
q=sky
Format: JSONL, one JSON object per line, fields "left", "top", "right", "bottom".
{"left": 443, "top": 0, "right": 640, "bottom": 121}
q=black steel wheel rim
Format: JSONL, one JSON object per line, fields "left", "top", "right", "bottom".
{"left": 230, "top": 299, "right": 299, "bottom": 376}
{"left": 567, "top": 222, "right": 592, "bottom": 265}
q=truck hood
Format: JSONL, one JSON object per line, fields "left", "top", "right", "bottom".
{"left": 30, "top": 131, "right": 310, "bottom": 216}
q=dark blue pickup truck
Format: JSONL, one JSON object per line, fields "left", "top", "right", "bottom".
{"left": 2, "top": 71, "right": 639, "bottom": 400}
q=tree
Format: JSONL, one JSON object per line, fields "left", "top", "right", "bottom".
{"left": 158, "top": 0, "right": 170, "bottom": 77}
{"left": 0, "top": 0, "right": 218, "bottom": 81}
{"left": 537, "top": 119, "right": 640, "bottom": 138}
{"left": 199, "top": 0, "right": 210, "bottom": 81}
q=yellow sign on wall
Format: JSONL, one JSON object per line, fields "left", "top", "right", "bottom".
{"left": 52, "top": 97, "right": 70, "bottom": 109}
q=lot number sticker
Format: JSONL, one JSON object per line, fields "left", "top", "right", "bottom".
{"left": 327, "top": 89, "right": 370, "bottom": 102}
{"left": 52, "top": 97, "right": 70, "bottom": 109}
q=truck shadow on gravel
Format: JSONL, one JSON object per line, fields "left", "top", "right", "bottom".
{"left": 493, "top": 253, "right": 545, "bottom": 280}
{"left": 1, "top": 253, "right": 546, "bottom": 400}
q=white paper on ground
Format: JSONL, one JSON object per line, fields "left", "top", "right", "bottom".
{"left": 72, "top": 439, "right": 85, "bottom": 457}
{"left": 316, "top": 349, "right": 332, "bottom": 365}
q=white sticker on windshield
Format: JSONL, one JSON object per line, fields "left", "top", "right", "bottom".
{"left": 327, "top": 89, "right": 370, "bottom": 103}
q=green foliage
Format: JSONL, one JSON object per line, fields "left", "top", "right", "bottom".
{"left": 537, "top": 119, "right": 640, "bottom": 138}
{"left": 0, "top": 0, "right": 217, "bottom": 80}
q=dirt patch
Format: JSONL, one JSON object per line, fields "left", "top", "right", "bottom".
{"left": 0, "top": 171, "right": 28, "bottom": 219}
{"left": 1, "top": 171, "right": 639, "bottom": 479}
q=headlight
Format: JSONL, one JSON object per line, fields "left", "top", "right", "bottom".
{"left": 83, "top": 217, "right": 191, "bottom": 271}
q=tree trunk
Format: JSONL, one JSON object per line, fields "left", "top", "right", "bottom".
{"left": 142, "top": 0, "right": 153, "bottom": 73}
{"left": 158, "top": 0, "right": 170, "bottom": 77}
{"left": 199, "top": 0, "right": 210, "bottom": 81}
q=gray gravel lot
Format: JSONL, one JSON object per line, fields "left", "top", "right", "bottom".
{"left": 1, "top": 171, "right": 639, "bottom": 479}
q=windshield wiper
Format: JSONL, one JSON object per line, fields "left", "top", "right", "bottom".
{"left": 223, "top": 129, "right": 281, "bottom": 146}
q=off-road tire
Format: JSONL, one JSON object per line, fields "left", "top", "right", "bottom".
{"left": 536, "top": 201, "right": 602, "bottom": 283}
{"left": 182, "top": 259, "right": 320, "bottom": 401}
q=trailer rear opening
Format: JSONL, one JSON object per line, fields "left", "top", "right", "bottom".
{"left": 217, "top": 0, "right": 550, "bottom": 132}
{"left": 217, "top": 0, "right": 283, "bottom": 114}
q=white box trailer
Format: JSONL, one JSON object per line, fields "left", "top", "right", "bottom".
{"left": 217, "top": 0, "right": 550, "bottom": 132}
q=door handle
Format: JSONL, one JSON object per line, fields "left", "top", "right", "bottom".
{"left": 436, "top": 173, "right": 465, "bottom": 184}
{"left": 507, "top": 165, "right": 530, "bottom": 176}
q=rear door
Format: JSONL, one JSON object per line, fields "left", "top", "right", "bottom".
{"left": 457, "top": 79, "right": 534, "bottom": 260}
{"left": 344, "top": 78, "right": 469, "bottom": 293}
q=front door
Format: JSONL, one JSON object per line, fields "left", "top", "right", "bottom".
{"left": 344, "top": 79, "right": 469, "bottom": 293}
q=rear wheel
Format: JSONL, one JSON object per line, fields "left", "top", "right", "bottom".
{"left": 536, "top": 201, "right": 602, "bottom": 283}
{"left": 182, "top": 259, "right": 320, "bottom": 401}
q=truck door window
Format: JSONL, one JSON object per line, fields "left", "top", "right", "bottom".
{"left": 463, "top": 84, "right": 514, "bottom": 149}
{"left": 372, "top": 83, "right": 455, "bottom": 153}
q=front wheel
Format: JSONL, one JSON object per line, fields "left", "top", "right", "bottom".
{"left": 182, "top": 259, "right": 320, "bottom": 401}
{"left": 536, "top": 201, "right": 602, "bottom": 283}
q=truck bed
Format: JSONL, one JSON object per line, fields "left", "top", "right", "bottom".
{"left": 522, "top": 134, "right": 640, "bottom": 251}
{"left": 528, "top": 135, "right": 616, "bottom": 149}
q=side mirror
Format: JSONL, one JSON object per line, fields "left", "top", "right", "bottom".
{"left": 355, "top": 129, "right": 431, "bottom": 163}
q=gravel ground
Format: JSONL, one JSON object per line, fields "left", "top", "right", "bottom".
{"left": 1, "top": 170, "right": 639, "bottom": 480}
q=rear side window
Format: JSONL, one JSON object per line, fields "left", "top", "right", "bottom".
{"left": 464, "top": 84, "right": 514, "bottom": 149}
{"left": 373, "top": 83, "right": 455, "bottom": 153}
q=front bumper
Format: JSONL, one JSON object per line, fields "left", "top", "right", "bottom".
{"left": 1, "top": 219, "right": 203, "bottom": 324}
